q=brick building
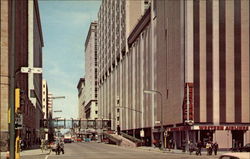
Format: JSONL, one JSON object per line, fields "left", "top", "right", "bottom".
{"left": 0, "top": 0, "right": 44, "bottom": 151}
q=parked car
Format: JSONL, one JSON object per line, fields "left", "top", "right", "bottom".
{"left": 64, "top": 138, "right": 72, "bottom": 143}
{"left": 219, "top": 152, "right": 250, "bottom": 159}
{"left": 239, "top": 143, "right": 250, "bottom": 152}
{"left": 231, "top": 143, "right": 250, "bottom": 152}
{"left": 76, "top": 138, "right": 82, "bottom": 142}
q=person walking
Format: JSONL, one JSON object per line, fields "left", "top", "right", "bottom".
{"left": 60, "top": 140, "right": 64, "bottom": 154}
{"left": 189, "top": 141, "right": 194, "bottom": 155}
{"left": 196, "top": 141, "right": 202, "bottom": 156}
{"left": 213, "top": 142, "right": 218, "bottom": 155}
{"left": 40, "top": 139, "right": 45, "bottom": 153}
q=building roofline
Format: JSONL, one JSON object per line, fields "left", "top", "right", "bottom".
{"left": 84, "top": 21, "right": 97, "bottom": 51}
{"left": 77, "top": 78, "right": 85, "bottom": 89}
{"left": 127, "top": 6, "right": 151, "bottom": 48}
{"left": 34, "top": 0, "right": 44, "bottom": 47}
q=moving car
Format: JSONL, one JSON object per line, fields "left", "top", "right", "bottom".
{"left": 64, "top": 138, "right": 72, "bottom": 143}
{"left": 219, "top": 152, "right": 250, "bottom": 159}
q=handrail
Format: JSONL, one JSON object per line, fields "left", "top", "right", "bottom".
{"left": 103, "top": 132, "right": 122, "bottom": 145}
{"left": 120, "top": 132, "right": 142, "bottom": 143}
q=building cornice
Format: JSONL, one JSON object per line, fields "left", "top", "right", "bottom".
{"left": 127, "top": 6, "right": 151, "bottom": 48}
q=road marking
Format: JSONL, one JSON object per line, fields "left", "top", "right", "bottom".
{"left": 45, "top": 155, "right": 49, "bottom": 159}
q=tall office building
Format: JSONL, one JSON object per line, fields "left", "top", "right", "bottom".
{"left": 77, "top": 78, "right": 85, "bottom": 119}
{"left": 0, "top": 0, "right": 44, "bottom": 151}
{"left": 97, "top": 0, "right": 150, "bottom": 128}
{"left": 47, "top": 92, "right": 53, "bottom": 119}
{"left": 84, "top": 22, "right": 98, "bottom": 119}
{"left": 42, "top": 80, "right": 48, "bottom": 119}
{"left": 97, "top": 0, "right": 250, "bottom": 149}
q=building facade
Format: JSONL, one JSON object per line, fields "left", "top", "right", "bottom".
{"left": 97, "top": 0, "right": 250, "bottom": 149}
{"left": 0, "top": 0, "right": 44, "bottom": 151}
{"left": 77, "top": 78, "right": 85, "bottom": 119}
{"left": 84, "top": 22, "right": 98, "bottom": 119}
{"left": 42, "top": 80, "right": 48, "bottom": 119}
{"left": 0, "top": 0, "right": 10, "bottom": 152}
{"left": 47, "top": 92, "right": 53, "bottom": 119}
{"left": 97, "top": 0, "right": 150, "bottom": 128}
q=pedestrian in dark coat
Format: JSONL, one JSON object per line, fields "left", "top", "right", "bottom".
{"left": 212, "top": 142, "right": 218, "bottom": 155}
{"left": 196, "top": 141, "right": 202, "bottom": 156}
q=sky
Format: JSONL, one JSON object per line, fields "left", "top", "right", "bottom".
{"left": 39, "top": 0, "right": 101, "bottom": 120}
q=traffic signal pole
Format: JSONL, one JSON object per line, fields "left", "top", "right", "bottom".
{"left": 9, "top": 0, "right": 16, "bottom": 158}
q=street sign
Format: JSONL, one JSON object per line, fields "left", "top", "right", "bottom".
{"left": 155, "top": 121, "right": 161, "bottom": 124}
{"left": 21, "top": 67, "right": 42, "bottom": 74}
{"left": 140, "top": 129, "right": 144, "bottom": 137}
{"left": 15, "top": 114, "right": 23, "bottom": 129}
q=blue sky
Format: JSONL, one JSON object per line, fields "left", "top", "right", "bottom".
{"left": 39, "top": 0, "right": 101, "bottom": 119}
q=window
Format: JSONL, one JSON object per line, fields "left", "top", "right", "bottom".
{"left": 95, "top": 111, "right": 98, "bottom": 114}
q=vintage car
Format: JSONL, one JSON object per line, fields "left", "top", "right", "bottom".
{"left": 219, "top": 152, "right": 250, "bottom": 159}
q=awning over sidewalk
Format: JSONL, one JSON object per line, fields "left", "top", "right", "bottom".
{"left": 166, "top": 125, "right": 250, "bottom": 131}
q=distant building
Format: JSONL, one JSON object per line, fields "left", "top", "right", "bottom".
{"left": 0, "top": 0, "right": 44, "bottom": 151}
{"left": 47, "top": 92, "right": 53, "bottom": 119}
{"left": 77, "top": 78, "right": 85, "bottom": 119}
{"left": 84, "top": 22, "right": 98, "bottom": 119}
{"left": 42, "top": 80, "right": 48, "bottom": 119}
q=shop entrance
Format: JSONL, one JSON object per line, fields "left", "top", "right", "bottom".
{"left": 232, "top": 130, "right": 244, "bottom": 148}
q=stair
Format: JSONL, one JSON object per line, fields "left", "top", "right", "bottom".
{"left": 103, "top": 132, "right": 137, "bottom": 147}
{"left": 110, "top": 134, "right": 137, "bottom": 147}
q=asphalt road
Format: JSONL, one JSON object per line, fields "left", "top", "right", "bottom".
{"left": 21, "top": 142, "right": 220, "bottom": 159}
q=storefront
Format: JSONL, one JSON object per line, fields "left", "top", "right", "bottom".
{"left": 167, "top": 125, "right": 250, "bottom": 149}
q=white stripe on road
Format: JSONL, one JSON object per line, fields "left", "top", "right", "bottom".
{"left": 45, "top": 155, "right": 49, "bottom": 159}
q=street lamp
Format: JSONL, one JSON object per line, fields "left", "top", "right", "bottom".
{"left": 144, "top": 89, "right": 164, "bottom": 150}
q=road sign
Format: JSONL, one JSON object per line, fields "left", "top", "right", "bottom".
{"left": 140, "top": 129, "right": 144, "bottom": 137}
{"left": 21, "top": 67, "right": 42, "bottom": 74}
{"left": 155, "top": 121, "right": 161, "bottom": 124}
{"left": 15, "top": 114, "right": 23, "bottom": 129}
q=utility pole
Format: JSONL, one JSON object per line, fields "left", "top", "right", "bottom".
{"left": 9, "top": 0, "right": 16, "bottom": 158}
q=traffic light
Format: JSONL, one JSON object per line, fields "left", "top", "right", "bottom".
{"left": 14, "top": 88, "right": 23, "bottom": 129}
{"left": 15, "top": 88, "right": 20, "bottom": 113}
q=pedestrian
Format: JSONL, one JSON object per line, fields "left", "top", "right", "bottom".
{"left": 40, "top": 139, "right": 45, "bottom": 153}
{"left": 206, "top": 141, "right": 212, "bottom": 155}
{"left": 56, "top": 142, "right": 61, "bottom": 155}
{"left": 60, "top": 140, "right": 64, "bottom": 154}
{"left": 20, "top": 139, "right": 24, "bottom": 152}
{"left": 196, "top": 141, "right": 202, "bottom": 156}
{"left": 189, "top": 141, "right": 194, "bottom": 155}
{"left": 212, "top": 142, "right": 218, "bottom": 155}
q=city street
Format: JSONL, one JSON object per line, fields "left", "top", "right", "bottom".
{"left": 21, "top": 142, "right": 221, "bottom": 159}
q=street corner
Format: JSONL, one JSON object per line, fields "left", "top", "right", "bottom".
{"left": 20, "top": 149, "right": 51, "bottom": 157}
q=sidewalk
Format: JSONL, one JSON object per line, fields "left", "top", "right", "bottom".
{"left": 138, "top": 146, "right": 227, "bottom": 156}
{"left": 0, "top": 148, "right": 49, "bottom": 158}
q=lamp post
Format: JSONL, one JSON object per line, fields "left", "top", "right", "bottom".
{"left": 144, "top": 90, "right": 164, "bottom": 150}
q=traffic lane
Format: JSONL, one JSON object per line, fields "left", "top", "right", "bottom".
{"left": 46, "top": 142, "right": 220, "bottom": 159}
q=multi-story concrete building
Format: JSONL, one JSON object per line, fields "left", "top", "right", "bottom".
{"left": 42, "top": 80, "right": 48, "bottom": 119}
{"left": 84, "top": 22, "right": 98, "bottom": 119}
{"left": 0, "top": 0, "right": 10, "bottom": 152}
{"left": 47, "top": 92, "right": 53, "bottom": 119}
{"left": 0, "top": 0, "right": 44, "bottom": 151}
{"left": 97, "top": 0, "right": 150, "bottom": 126}
{"left": 77, "top": 78, "right": 85, "bottom": 119}
{"left": 97, "top": 0, "right": 250, "bottom": 149}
